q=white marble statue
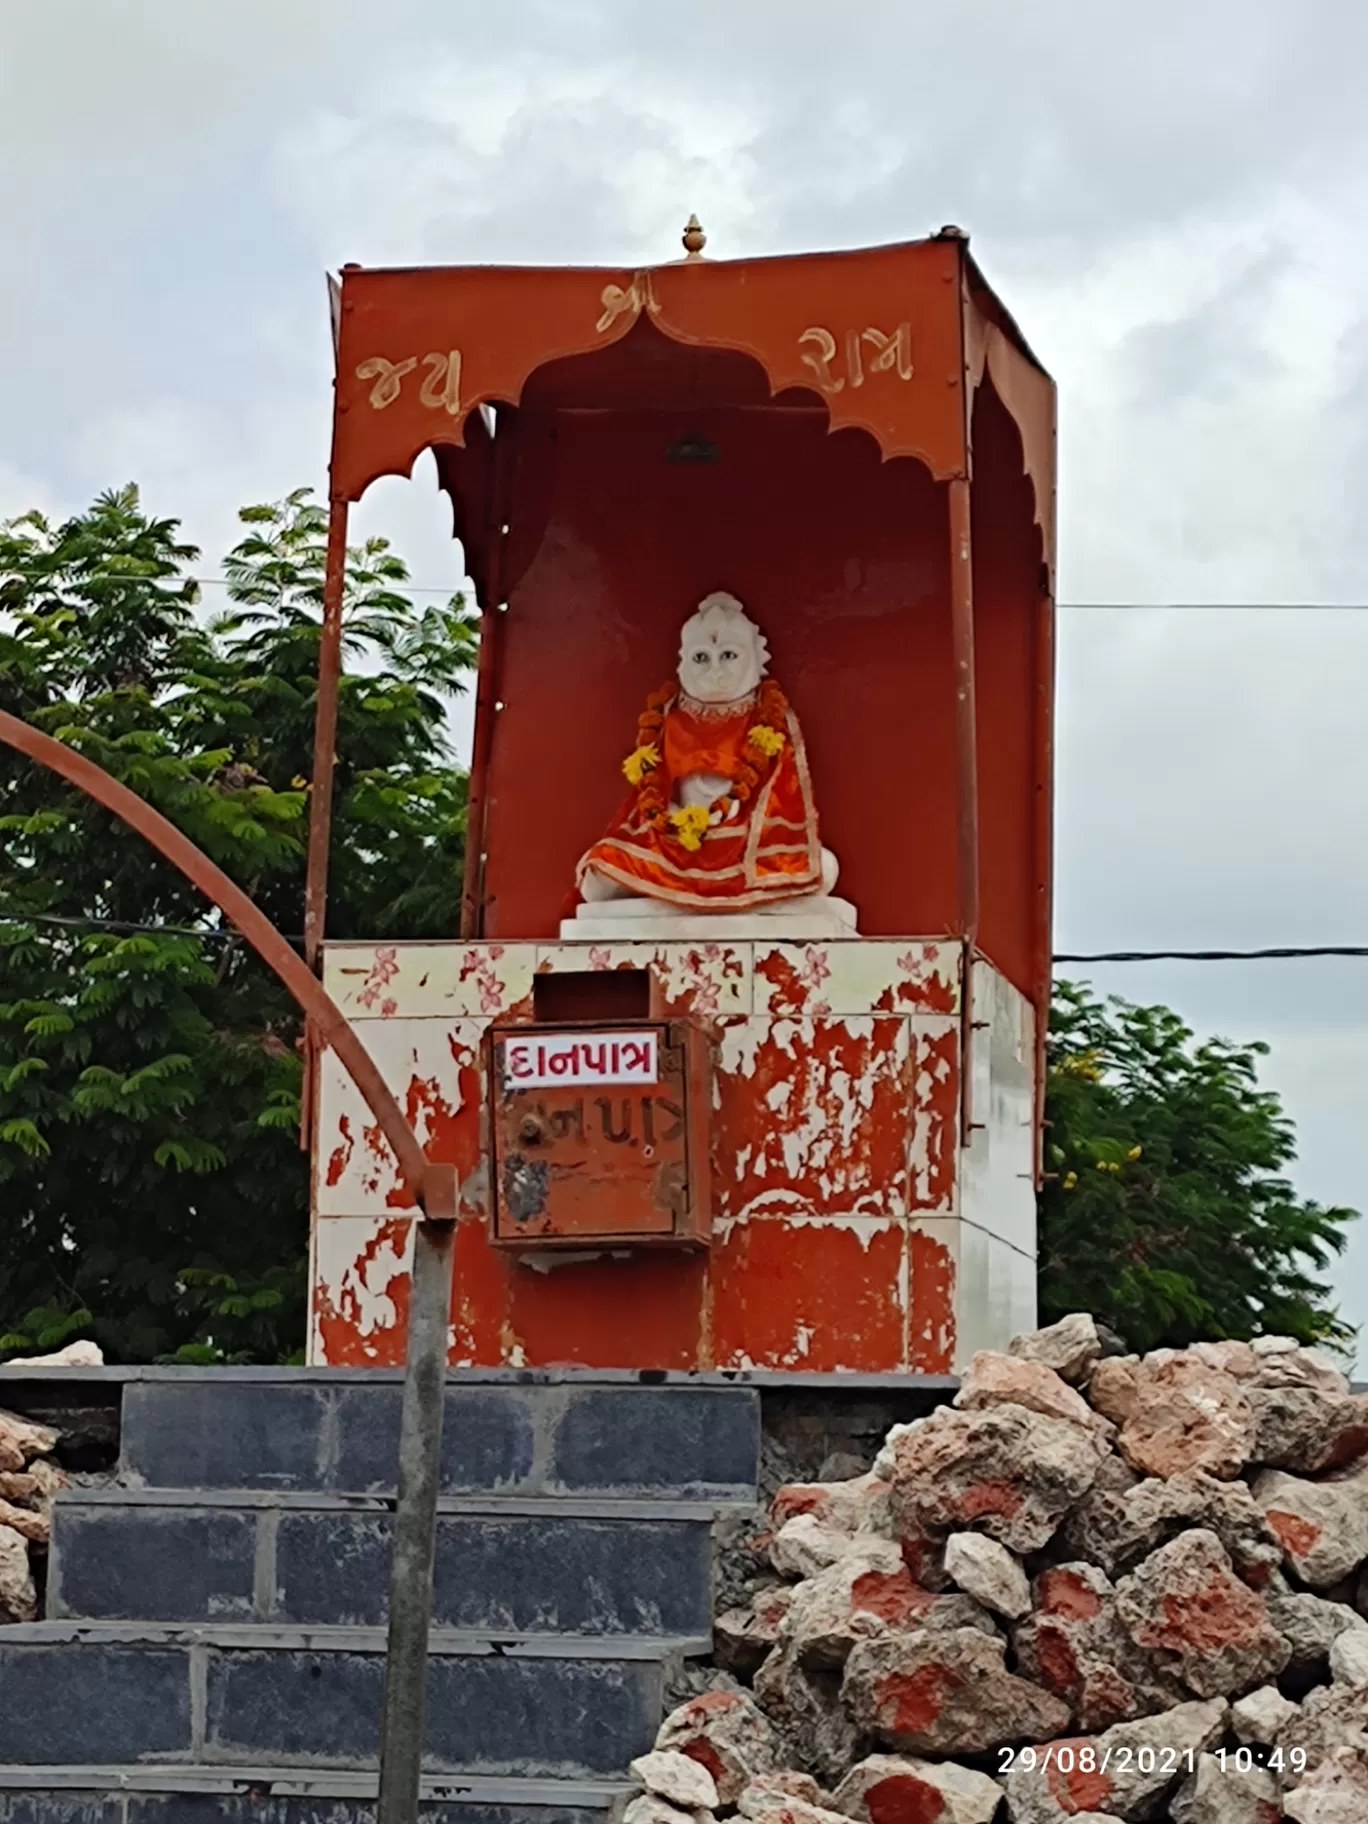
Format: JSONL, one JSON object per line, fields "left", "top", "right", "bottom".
{"left": 568, "top": 593, "right": 855, "bottom": 938}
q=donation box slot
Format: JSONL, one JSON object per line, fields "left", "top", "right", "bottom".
{"left": 488, "top": 1020, "right": 709, "bottom": 1246}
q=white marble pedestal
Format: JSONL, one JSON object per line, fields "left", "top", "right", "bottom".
{"left": 559, "top": 895, "right": 860, "bottom": 942}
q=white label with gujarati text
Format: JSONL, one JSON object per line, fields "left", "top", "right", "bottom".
{"left": 502, "top": 1030, "right": 658, "bottom": 1090}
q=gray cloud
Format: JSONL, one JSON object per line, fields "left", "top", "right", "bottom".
{"left": 4, "top": 0, "right": 1365, "bottom": 1355}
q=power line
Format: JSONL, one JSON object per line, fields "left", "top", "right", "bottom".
{"left": 2, "top": 909, "right": 1364, "bottom": 964}
{"left": 1057, "top": 612, "right": 1368, "bottom": 620}
{"left": 1056, "top": 947, "right": 1368, "bottom": 963}
{"left": 0, "top": 909, "right": 297, "bottom": 946}
{"left": 4, "top": 570, "right": 1368, "bottom": 610}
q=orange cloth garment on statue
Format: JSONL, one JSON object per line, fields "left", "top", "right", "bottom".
{"left": 579, "top": 693, "right": 823, "bottom": 908}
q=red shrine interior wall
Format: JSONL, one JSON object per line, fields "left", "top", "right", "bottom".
{"left": 473, "top": 342, "right": 1046, "bottom": 1007}
{"left": 970, "top": 383, "right": 1049, "bottom": 1003}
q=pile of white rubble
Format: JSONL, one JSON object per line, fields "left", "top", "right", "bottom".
{"left": 0, "top": 1337, "right": 99, "bottom": 1622}
{"left": 0, "top": 1405, "right": 66, "bottom": 1624}
{"left": 627, "top": 1315, "right": 1368, "bottom": 1824}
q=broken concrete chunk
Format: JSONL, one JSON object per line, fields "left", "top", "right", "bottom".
{"left": 1116, "top": 1358, "right": 1256, "bottom": 1481}
{"left": 885, "top": 1403, "right": 1104, "bottom": 1555}
{"left": 754, "top": 1642, "right": 862, "bottom": 1788}
{"left": 1247, "top": 1385, "right": 1368, "bottom": 1474}
{"left": 1230, "top": 1682, "right": 1300, "bottom": 1744}
{"left": 771, "top": 1474, "right": 892, "bottom": 1540}
{"left": 1013, "top": 1561, "right": 1188, "bottom": 1732}
{"left": 630, "top": 1751, "right": 720, "bottom": 1812}
{"left": 1261, "top": 1681, "right": 1368, "bottom": 1792}
{"left": 954, "top": 1349, "right": 1108, "bottom": 1438}
{"left": 942, "top": 1530, "right": 1031, "bottom": 1619}
{"left": 1001, "top": 1698, "right": 1228, "bottom": 1823}
{"left": 0, "top": 1408, "right": 59, "bottom": 1464}
{"left": 0, "top": 1526, "right": 36, "bottom": 1624}
{"left": 1114, "top": 1529, "right": 1289, "bottom": 1698}
{"left": 1264, "top": 1589, "right": 1367, "bottom": 1673}
{"left": 656, "top": 1690, "right": 778, "bottom": 1807}
{"left": 1008, "top": 1312, "right": 1103, "bottom": 1385}
{"left": 1169, "top": 1751, "right": 1281, "bottom": 1824}
{"left": 842, "top": 1625, "right": 1071, "bottom": 1756}
{"left": 1283, "top": 1746, "right": 1368, "bottom": 1822}
{"left": 832, "top": 1751, "right": 1002, "bottom": 1824}
{"left": 735, "top": 1772, "right": 825, "bottom": 1818}
{"left": 0, "top": 1499, "right": 48, "bottom": 1546}
{"left": 1253, "top": 1459, "right": 1368, "bottom": 1587}
{"left": 1088, "top": 1356, "right": 1142, "bottom": 1427}
{"left": 1329, "top": 1628, "right": 1368, "bottom": 1687}
{"left": 770, "top": 1514, "right": 860, "bottom": 1581}
{"left": 779, "top": 1539, "right": 991, "bottom": 1669}
{"left": 621, "top": 1797, "right": 701, "bottom": 1824}
{"left": 715, "top": 1586, "right": 794, "bottom": 1676}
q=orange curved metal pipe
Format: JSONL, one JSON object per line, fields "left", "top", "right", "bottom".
{"left": 0, "top": 708, "right": 433, "bottom": 1208}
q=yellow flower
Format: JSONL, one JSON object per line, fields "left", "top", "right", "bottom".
{"left": 291, "top": 775, "right": 309, "bottom": 790}
{"left": 747, "top": 723, "right": 786, "bottom": 758}
{"left": 622, "top": 743, "right": 660, "bottom": 787}
{"left": 1128, "top": 1144, "right": 1143, "bottom": 1160}
{"left": 668, "top": 805, "right": 712, "bottom": 852}
{"left": 1062, "top": 1171, "right": 1078, "bottom": 1191}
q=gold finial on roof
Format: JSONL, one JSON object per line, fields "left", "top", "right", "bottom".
{"left": 682, "top": 214, "right": 707, "bottom": 259}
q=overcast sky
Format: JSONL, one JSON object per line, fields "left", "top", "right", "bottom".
{"left": 4, "top": 2, "right": 1366, "bottom": 1359}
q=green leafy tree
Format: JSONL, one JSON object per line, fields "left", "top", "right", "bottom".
{"left": 0, "top": 485, "right": 475, "bottom": 1362}
{"left": 1040, "top": 980, "right": 1358, "bottom": 1353}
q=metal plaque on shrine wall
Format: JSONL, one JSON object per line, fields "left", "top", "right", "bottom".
{"left": 487, "top": 1020, "right": 711, "bottom": 1247}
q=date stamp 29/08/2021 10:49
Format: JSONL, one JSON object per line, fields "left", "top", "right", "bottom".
{"left": 996, "top": 1743, "right": 1308, "bottom": 1777}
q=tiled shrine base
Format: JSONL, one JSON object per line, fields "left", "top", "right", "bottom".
{"left": 311, "top": 938, "right": 1037, "bottom": 1373}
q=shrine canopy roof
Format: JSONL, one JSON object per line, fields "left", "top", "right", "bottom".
{"left": 329, "top": 231, "right": 1056, "bottom": 578}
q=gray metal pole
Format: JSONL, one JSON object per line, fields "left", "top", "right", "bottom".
{"left": 377, "top": 1166, "right": 458, "bottom": 1824}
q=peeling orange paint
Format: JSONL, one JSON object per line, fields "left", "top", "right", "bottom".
{"left": 713, "top": 1016, "right": 914, "bottom": 1219}
{"left": 910, "top": 1024, "right": 957, "bottom": 1211}
{"left": 313, "top": 1215, "right": 412, "bottom": 1365}
{"left": 1037, "top": 1568, "right": 1104, "bottom": 1620}
{"left": 711, "top": 1219, "right": 905, "bottom": 1371}
{"left": 862, "top": 1772, "right": 951, "bottom": 1824}
{"left": 448, "top": 1215, "right": 511, "bottom": 1366}
{"left": 1045, "top": 1752, "right": 1113, "bottom": 1815}
{"left": 325, "top": 1114, "right": 354, "bottom": 1188}
{"left": 906, "top": 1229, "right": 955, "bottom": 1373}
{"left": 1265, "top": 1510, "right": 1321, "bottom": 1559}
{"left": 508, "top": 1250, "right": 707, "bottom": 1369}
{"left": 879, "top": 1664, "right": 952, "bottom": 1735}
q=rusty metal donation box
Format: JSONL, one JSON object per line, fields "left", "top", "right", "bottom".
{"left": 487, "top": 1021, "right": 711, "bottom": 1248}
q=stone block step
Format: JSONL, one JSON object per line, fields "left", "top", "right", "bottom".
{"left": 0, "top": 1623, "right": 702, "bottom": 1778}
{"left": 50, "top": 1491, "right": 718, "bottom": 1635}
{"left": 0, "top": 1766, "right": 628, "bottom": 1824}
{"left": 119, "top": 1377, "right": 759, "bottom": 1500}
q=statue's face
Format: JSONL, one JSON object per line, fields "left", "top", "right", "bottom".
{"left": 678, "top": 619, "right": 762, "bottom": 703}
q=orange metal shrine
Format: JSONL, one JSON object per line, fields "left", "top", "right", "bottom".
{"left": 308, "top": 223, "right": 1056, "bottom": 1377}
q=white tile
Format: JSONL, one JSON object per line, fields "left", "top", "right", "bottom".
{"left": 959, "top": 961, "right": 1037, "bottom": 1254}
{"left": 322, "top": 942, "right": 537, "bottom": 1019}
{"left": 911, "top": 1217, "right": 1038, "bottom": 1370}
{"left": 314, "top": 1016, "right": 485, "bottom": 1216}
{"left": 753, "top": 940, "right": 962, "bottom": 1017}
{"left": 310, "top": 1214, "right": 414, "bottom": 1363}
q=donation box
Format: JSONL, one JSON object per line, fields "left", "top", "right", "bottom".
{"left": 487, "top": 1020, "right": 711, "bottom": 1247}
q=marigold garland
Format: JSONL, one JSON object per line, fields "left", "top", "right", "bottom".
{"left": 668, "top": 805, "right": 712, "bottom": 851}
{"left": 622, "top": 744, "right": 659, "bottom": 787}
{"left": 622, "top": 678, "right": 790, "bottom": 846}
